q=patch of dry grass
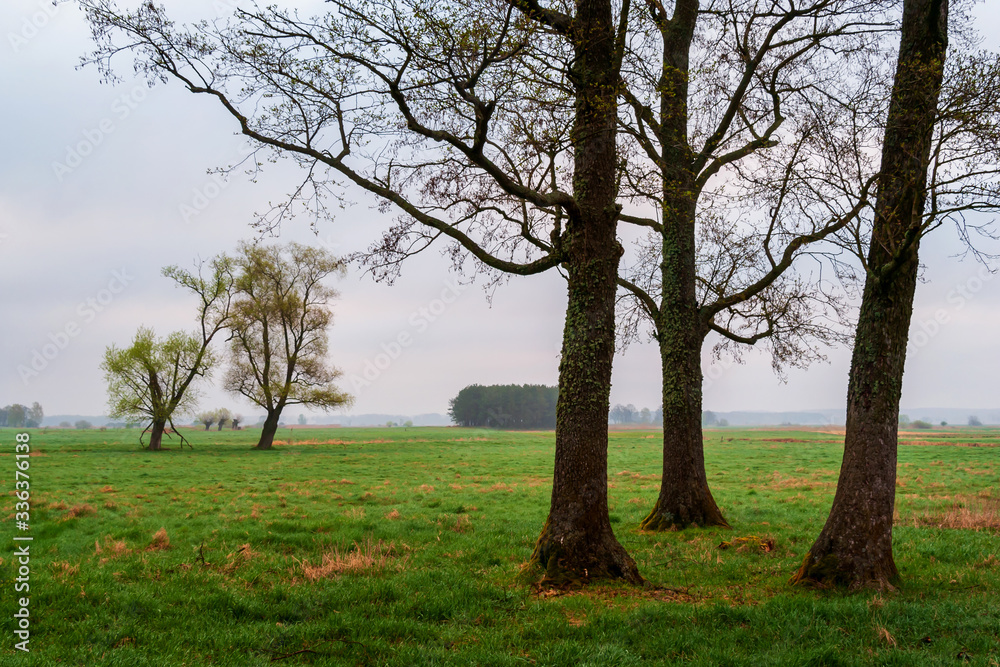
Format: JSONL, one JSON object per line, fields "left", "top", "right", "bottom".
{"left": 64, "top": 504, "right": 97, "bottom": 520}
{"left": 94, "top": 535, "right": 129, "bottom": 562}
{"left": 148, "top": 527, "right": 171, "bottom": 551}
{"left": 295, "top": 538, "right": 406, "bottom": 581}
{"left": 917, "top": 499, "right": 1000, "bottom": 531}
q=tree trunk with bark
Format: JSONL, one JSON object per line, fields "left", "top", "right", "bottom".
{"left": 148, "top": 419, "right": 166, "bottom": 452}
{"left": 256, "top": 411, "right": 281, "bottom": 450}
{"left": 792, "top": 0, "right": 948, "bottom": 590}
{"left": 642, "top": 328, "right": 728, "bottom": 530}
{"left": 528, "top": 0, "right": 642, "bottom": 585}
{"left": 641, "top": 0, "right": 728, "bottom": 531}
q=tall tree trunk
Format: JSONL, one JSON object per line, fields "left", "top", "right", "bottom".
{"left": 642, "top": 0, "right": 727, "bottom": 530}
{"left": 148, "top": 419, "right": 166, "bottom": 452}
{"left": 792, "top": 0, "right": 948, "bottom": 590}
{"left": 256, "top": 411, "right": 281, "bottom": 450}
{"left": 642, "top": 327, "right": 728, "bottom": 529}
{"left": 528, "top": 0, "right": 642, "bottom": 585}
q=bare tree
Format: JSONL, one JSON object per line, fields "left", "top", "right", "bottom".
{"left": 224, "top": 242, "right": 352, "bottom": 450}
{"left": 610, "top": 0, "right": 891, "bottom": 529}
{"left": 81, "top": 0, "right": 643, "bottom": 583}
{"left": 793, "top": 0, "right": 1000, "bottom": 589}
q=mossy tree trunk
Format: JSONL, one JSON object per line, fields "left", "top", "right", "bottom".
{"left": 640, "top": 0, "right": 728, "bottom": 531}
{"left": 529, "top": 0, "right": 642, "bottom": 586}
{"left": 642, "top": 325, "right": 728, "bottom": 530}
{"left": 792, "top": 0, "right": 948, "bottom": 590}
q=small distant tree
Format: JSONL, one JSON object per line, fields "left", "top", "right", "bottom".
{"left": 197, "top": 410, "right": 218, "bottom": 431}
{"left": 702, "top": 411, "right": 719, "bottom": 427}
{"left": 298, "top": 414, "right": 307, "bottom": 426}
{"left": 224, "top": 242, "right": 352, "bottom": 450}
{"left": 912, "top": 420, "right": 933, "bottom": 430}
{"left": 622, "top": 404, "right": 638, "bottom": 425}
{"left": 968, "top": 415, "right": 983, "bottom": 427}
{"left": 404, "top": 420, "right": 413, "bottom": 428}
{"left": 609, "top": 404, "right": 627, "bottom": 425}
{"left": 75, "top": 420, "right": 92, "bottom": 430}
{"left": 385, "top": 421, "right": 394, "bottom": 428}
{"left": 940, "top": 421, "right": 947, "bottom": 426}
{"left": 59, "top": 421, "right": 71, "bottom": 428}
{"left": 718, "top": 419, "right": 729, "bottom": 428}
{"left": 216, "top": 407, "right": 231, "bottom": 431}
{"left": 6, "top": 404, "right": 27, "bottom": 428}
{"left": 27, "top": 402, "right": 44, "bottom": 428}
{"left": 230, "top": 414, "right": 242, "bottom": 430}
{"left": 898, "top": 414, "right": 912, "bottom": 428}
{"left": 639, "top": 408, "right": 652, "bottom": 425}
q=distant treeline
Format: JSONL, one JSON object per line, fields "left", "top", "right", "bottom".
{"left": 449, "top": 385, "right": 558, "bottom": 429}
{"left": 0, "top": 402, "right": 44, "bottom": 428}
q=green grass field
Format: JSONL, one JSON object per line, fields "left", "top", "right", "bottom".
{"left": 1, "top": 425, "right": 998, "bottom": 666}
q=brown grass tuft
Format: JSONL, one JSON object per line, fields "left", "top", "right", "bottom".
{"left": 49, "top": 561, "right": 80, "bottom": 581}
{"left": 483, "top": 482, "right": 515, "bottom": 493}
{"left": 919, "top": 499, "right": 1000, "bottom": 531}
{"left": 95, "top": 535, "right": 129, "bottom": 561}
{"left": 451, "top": 515, "right": 473, "bottom": 533}
{"left": 296, "top": 538, "right": 406, "bottom": 581}
{"left": 717, "top": 535, "right": 775, "bottom": 553}
{"left": 47, "top": 501, "right": 69, "bottom": 510}
{"left": 99, "top": 485, "right": 115, "bottom": 493}
{"left": 65, "top": 504, "right": 97, "bottom": 520}
{"left": 876, "top": 626, "right": 897, "bottom": 647}
{"left": 147, "top": 528, "right": 171, "bottom": 551}
{"left": 975, "top": 554, "right": 999, "bottom": 569}
{"left": 385, "top": 509, "right": 402, "bottom": 520}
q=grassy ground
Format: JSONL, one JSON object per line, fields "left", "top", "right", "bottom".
{"left": 1, "top": 425, "right": 998, "bottom": 665}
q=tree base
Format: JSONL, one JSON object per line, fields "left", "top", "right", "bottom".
{"left": 790, "top": 550, "right": 899, "bottom": 591}
{"left": 639, "top": 495, "right": 730, "bottom": 531}
{"left": 525, "top": 518, "right": 643, "bottom": 587}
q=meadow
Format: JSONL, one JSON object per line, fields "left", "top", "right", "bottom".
{"left": 1, "top": 425, "right": 998, "bottom": 666}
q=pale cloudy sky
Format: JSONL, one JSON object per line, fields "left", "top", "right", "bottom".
{"left": 2, "top": 0, "right": 999, "bottom": 420}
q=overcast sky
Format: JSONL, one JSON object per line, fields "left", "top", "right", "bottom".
{"left": 2, "top": 0, "right": 999, "bottom": 420}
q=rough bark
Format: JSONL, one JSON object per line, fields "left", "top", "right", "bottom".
{"left": 148, "top": 419, "right": 166, "bottom": 452}
{"left": 642, "top": 328, "right": 728, "bottom": 530}
{"left": 256, "top": 411, "right": 280, "bottom": 450}
{"left": 641, "top": 0, "right": 728, "bottom": 531}
{"left": 528, "top": 0, "right": 642, "bottom": 585}
{"left": 792, "top": 0, "right": 948, "bottom": 590}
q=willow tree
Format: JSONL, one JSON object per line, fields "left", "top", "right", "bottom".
{"left": 81, "top": 0, "right": 643, "bottom": 583}
{"left": 613, "top": 0, "right": 890, "bottom": 528}
{"left": 225, "top": 242, "right": 352, "bottom": 450}
{"left": 102, "top": 327, "right": 212, "bottom": 450}
{"left": 101, "top": 257, "right": 233, "bottom": 450}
